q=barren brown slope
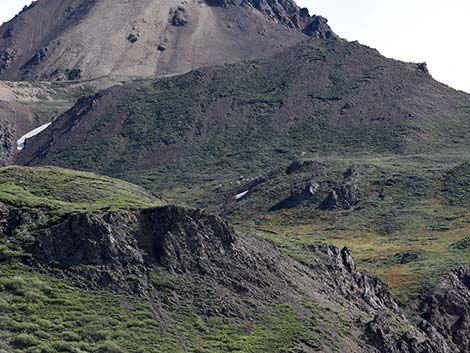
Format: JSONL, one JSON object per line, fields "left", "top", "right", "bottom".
{"left": 0, "top": 0, "right": 333, "bottom": 83}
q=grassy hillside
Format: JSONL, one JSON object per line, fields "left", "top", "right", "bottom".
{"left": 15, "top": 37, "right": 470, "bottom": 302}
{"left": 204, "top": 153, "right": 470, "bottom": 302}
{"left": 19, "top": 38, "right": 470, "bottom": 189}
{"left": 0, "top": 166, "right": 161, "bottom": 215}
{"left": 0, "top": 262, "right": 326, "bottom": 353}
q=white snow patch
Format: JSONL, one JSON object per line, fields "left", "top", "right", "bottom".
{"left": 16, "top": 122, "right": 52, "bottom": 151}
{"left": 234, "top": 190, "right": 249, "bottom": 200}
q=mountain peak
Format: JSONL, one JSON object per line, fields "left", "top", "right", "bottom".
{"left": 0, "top": 0, "right": 333, "bottom": 83}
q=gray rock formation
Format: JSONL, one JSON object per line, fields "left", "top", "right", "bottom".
{"left": 321, "top": 184, "right": 359, "bottom": 210}
{"left": 420, "top": 265, "right": 470, "bottom": 353}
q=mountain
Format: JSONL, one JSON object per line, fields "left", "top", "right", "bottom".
{"left": 17, "top": 36, "right": 470, "bottom": 184}
{"left": 0, "top": 166, "right": 466, "bottom": 353}
{"left": 0, "top": 0, "right": 333, "bottom": 83}
{"left": 2, "top": 0, "right": 470, "bottom": 352}
{"left": 14, "top": 35, "right": 470, "bottom": 302}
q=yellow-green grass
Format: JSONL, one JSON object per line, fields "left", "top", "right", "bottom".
{"left": 0, "top": 166, "right": 164, "bottom": 215}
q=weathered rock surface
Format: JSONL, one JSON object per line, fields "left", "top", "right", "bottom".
{"left": 420, "top": 265, "right": 470, "bottom": 353}
{"left": 271, "top": 180, "right": 320, "bottom": 209}
{"left": 365, "top": 314, "right": 453, "bottom": 353}
{"left": 321, "top": 184, "right": 359, "bottom": 210}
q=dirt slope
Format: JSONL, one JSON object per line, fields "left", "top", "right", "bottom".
{"left": 0, "top": 0, "right": 332, "bottom": 82}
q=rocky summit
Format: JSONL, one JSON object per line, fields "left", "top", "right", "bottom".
{"left": 0, "top": 0, "right": 470, "bottom": 352}
{"left": 0, "top": 0, "right": 332, "bottom": 83}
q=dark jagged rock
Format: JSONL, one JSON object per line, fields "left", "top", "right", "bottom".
{"left": 321, "top": 184, "right": 359, "bottom": 210}
{"left": 66, "top": 67, "right": 81, "bottom": 80}
{"left": 0, "top": 125, "right": 14, "bottom": 167}
{"left": 170, "top": 6, "right": 188, "bottom": 26}
{"left": 365, "top": 314, "right": 452, "bottom": 353}
{"left": 420, "top": 265, "right": 470, "bottom": 353}
{"left": 0, "top": 48, "right": 17, "bottom": 73}
{"left": 417, "top": 62, "right": 430, "bottom": 75}
{"left": 127, "top": 33, "right": 140, "bottom": 43}
{"left": 271, "top": 180, "right": 319, "bottom": 210}
{"left": 22, "top": 47, "right": 48, "bottom": 69}
{"left": 30, "top": 206, "right": 238, "bottom": 294}
{"left": 205, "top": 0, "right": 336, "bottom": 39}
{"left": 302, "top": 15, "right": 335, "bottom": 39}
{"left": 309, "top": 245, "right": 399, "bottom": 312}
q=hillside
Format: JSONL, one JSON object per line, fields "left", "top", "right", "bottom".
{"left": 2, "top": 0, "right": 470, "bottom": 351}
{"left": 17, "top": 36, "right": 470, "bottom": 186}
{"left": 15, "top": 35, "right": 470, "bottom": 300}
{"left": 0, "top": 166, "right": 161, "bottom": 215}
{"left": 0, "top": 0, "right": 333, "bottom": 82}
{"left": 0, "top": 166, "right": 468, "bottom": 353}
{"left": 0, "top": 81, "right": 92, "bottom": 166}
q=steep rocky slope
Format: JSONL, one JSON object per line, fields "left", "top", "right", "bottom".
{"left": 0, "top": 0, "right": 332, "bottom": 82}
{"left": 0, "top": 166, "right": 464, "bottom": 352}
{"left": 420, "top": 265, "right": 470, "bottom": 353}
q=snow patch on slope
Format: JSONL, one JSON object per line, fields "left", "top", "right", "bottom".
{"left": 234, "top": 190, "right": 249, "bottom": 200}
{"left": 17, "top": 122, "right": 52, "bottom": 151}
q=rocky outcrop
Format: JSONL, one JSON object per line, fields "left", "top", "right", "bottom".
{"left": 365, "top": 314, "right": 453, "bottom": 353}
{"left": 320, "top": 164, "right": 374, "bottom": 210}
{"left": 0, "top": 48, "right": 18, "bottom": 73}
{"left": 420, "top": 265, "right": 470, "bottom": 353}
{"left": 30, "top": 206, "right": 238, "bottom": 294}
{"left": 321, "top": 184, "right": 359, "bottom": 210}
{"left": 3, "top": 201, "right": 469, "bottom": 351}
{"left": 170, "top": 6, "right": 188, "bottom": 27}
{"left": 271, "top": 180, "right": 320, "bottom": 209}
{"left": 0, "top": 124, "right": 14, "bottom": 166}
{"left": 0, "top": 203, "right": 39, "bottom": 238}
{"left": 206, "top": 0, "right": 336, "bottom": 39}
{"left": 309, "top": 245, "right": 399, "bottom": 312}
